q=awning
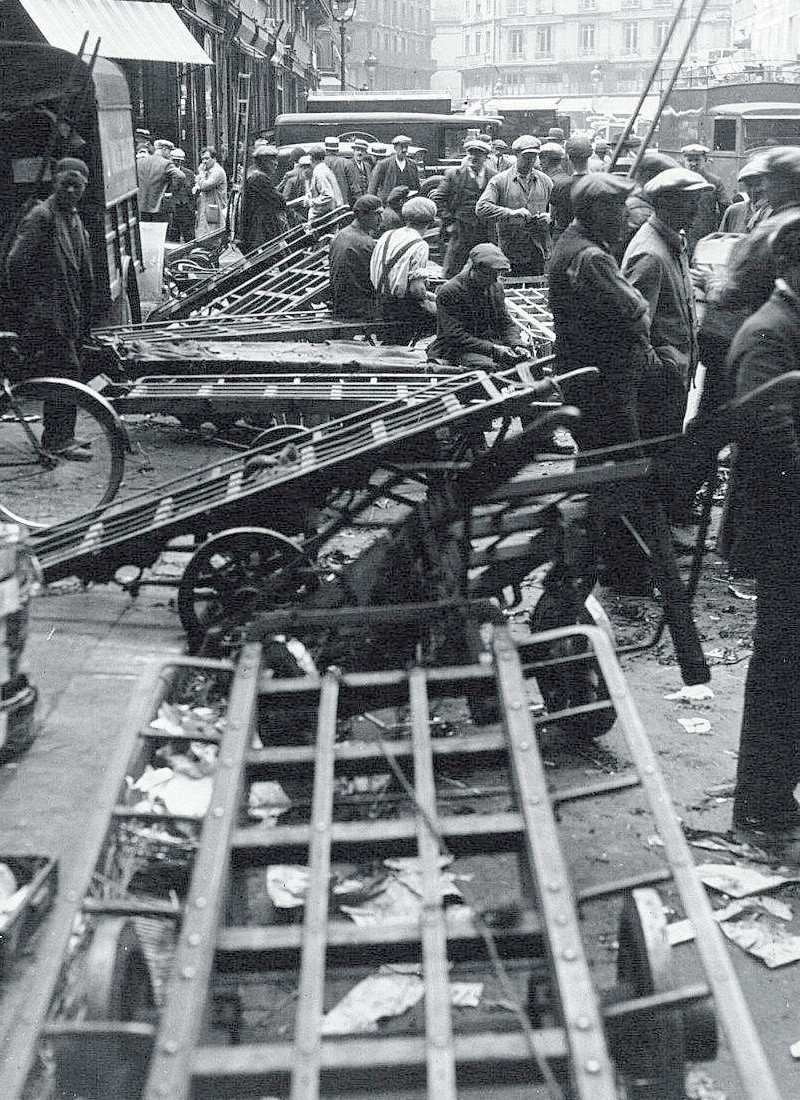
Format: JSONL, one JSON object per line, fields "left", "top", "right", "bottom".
{"left": 18, "top": 0, "right": 213, "bottom": 64}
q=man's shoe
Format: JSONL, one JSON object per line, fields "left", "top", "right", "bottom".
{"left": 46, "top": 440, "right": 93, "bottom": 463}
{"left": 732, "top": 818, "right": 800, "bottom": 865}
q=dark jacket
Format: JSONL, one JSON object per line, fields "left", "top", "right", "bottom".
{"left": 687, "top": 166, "right": 730, "bottom": 255}
{"left": 431, "top": 164, "right": 495, "bottom": 227}
{"left": 723, "top": 280, "right": 800, "bottom": 577}
{"left": 367, "top": 157, "right": 420, "bottom": 203}
{"left": 428, "top": 267, "right": 521, "bottom": 364}
{"left": 6, "top": 194, "right": 94, "bottom": 340}
{"left": 328, "top": 222, "right": 377, "bottom": 320}
{"left": 239, "top": 169, "right": 288, "bottom": 253}
{"left": 326, "top": 154, "right": 363, "bottom": 206}
{"left": 136, "top": 152, "right": 183, "bottom": 214}
{"left": 431, "top": 165, "right": 496, "bottom": 278}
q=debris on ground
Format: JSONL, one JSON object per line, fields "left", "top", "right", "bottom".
{"left": 685, "top": 1067, "right": 728, "bottom": 1099}
{"left": 668, "top": 895, "right": 793, "bottom": 945}
{"left": 664, "top": 684, "right": 715, "bottom": 702}
{"left": 247, "top": 781, "right": 291, "bottom": 825}
{"left": 696, "top": 863, "right": 800, "bottom": 897}
{"left": 129, "top": 764, "right": 214, "bottom": 818}
{"left": 677, "top": 716, "right": 712, "bottom": 734}
{"left": 719, "top": 910, "right": 800, "bottom": 968}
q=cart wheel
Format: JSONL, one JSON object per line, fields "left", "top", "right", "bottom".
{"left": 527, "top": 592, "right": 615, "bottom": 742}
{"left": 611, "top": 888, "right": 686, "bottom": 1099}
{"left": 177, "top": 526, "right": 314, "bottom": 645}
{"left": 84, "top": 918, "right": 155, "bottom": 1022}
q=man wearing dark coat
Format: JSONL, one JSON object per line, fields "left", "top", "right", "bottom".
{"left": 367, "top": 135, "right": 420, "bottom": 204}
{"left": 6, "top": 157, "right": 94, "bottom": 457}
{"left": 165, "top": 148, "right": 196, "bottom": 243}
{"left": 724, "top": 211, "right": 800, "bottom": 865}
{"left": 239, "top": 143, "right": 289, "bottom": 254}
{"left": 431, "top": 137, "right": 495, "bottom": 278}
{"left": 681, "top": 144, "right": 731, "bottom": 256}
{"left": 328, "top": 196, "right": 383, "bottom": 320}
{"left": 427, "top": 243, "right": 528, "bottom": 368}
{"left": 324, "top": 136, "right": 363, "bottom": 207}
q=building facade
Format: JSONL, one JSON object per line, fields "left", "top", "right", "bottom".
{"left": 431, "top": 0, "right": 464, "bottom": 99}
{"left": 458, "top": 0, "right": 735, "bottom": 104}
{"left": 315, "top": 0, "right": 435, "bottom": 91}
{"left": 733, "top": 0, "right": 800, "bottom": 60}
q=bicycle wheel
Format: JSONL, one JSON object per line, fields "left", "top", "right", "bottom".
{"left": 0, "top": 378, "right": 127, "bottom": 529}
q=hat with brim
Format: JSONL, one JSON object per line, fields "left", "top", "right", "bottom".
{"left": 370, "top": 143, "right": 389, "bottom": 157}
{"left": 643, "top": 167, "right": 713, "bottom": 199}
{"left": 352, "top": 138, "right": 369, "bottom": 150}
{"left": 54, "top": 156, "right": 89, "bottom": 180}
{"left": 738, "top": 153, "right": 771, "bottom": 181}
{"left": 539, "top": 142, "right": 564, "bottom": 157}
{"left": 681, "top": 143, "right": 710, "bottom": 156}
{"left": 565, "top": 135, "right": 593, "bottom": 158}
{"left": 634, "top": 151, "right": 680, "bottom": 183}
{"left": 763, "top": 146, "right": 800, "bottom": 180}
{"left": 392, "top": 134, "right": 412, "bottom": 145}
{"left": 493, "top": 139, "right": 508, "bottom": 150}
{"left": 512, "top": 135, "right": 541, "bottom": 153}
{"left": 401, "top": 196, "right": 437, "bottom": 221}
{"left": 464, "top": 138, "right": 492, "bottom": 154}
{"left": 469, "top": 243, "right": 511, "bottom": 271}
{"left": 253, "top": 142, "right": 278, "bottom": 158}
{"left": 768, "top": 208, "right": 800, "bottom": 257}
{"left": 298, "top": 155, "right": 312, "bottom": 166}
{"left": 571, "top": 173, "right": 636, "bottom": 220}
{"left": 171, "top": 148, "right": 186, "bottom": 160}
{"left": 353, "top": 195, "right": 383, "bottom": 215}
{"left": 324, "top": 136, "right": 340, "bottom": 149}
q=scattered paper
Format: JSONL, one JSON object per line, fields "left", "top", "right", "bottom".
{"left": 450, "top": 982, "right": 483, "bottom": 1008}
{"left": 686, "top": 1068, "right": 728, "bottom": 1099}
{"left": 321, "top": 971, "right": 483, "bottom": 1035}
{"left": 131, "top": 765, "right": 213, "bottom": 817}
{"left": 266, "top": 865, "right": 310, "bottom": 910}
{"left": 667, "top": 896, "right": 793, "bottom": 945}
{"left": 720, "top": 912, "right": 800, "bottom": 968}
{"left": 664, "top": 684, "right": 715, "bottom": 702}
{"left": 248, "top": 781, "right": 291, "bottom": 825}
{"left": 697, "top": 863, "right": 800, "bottom": 898}
{"left": 678, "top": 716, "right": 712, "bottom": 734}
{"left": 790, "top": 1039, "right": 800, "bottom": 1060}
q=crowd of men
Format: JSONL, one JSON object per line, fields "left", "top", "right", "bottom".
{"left": 7, "top": 120, "right": 800, "bottom": 868}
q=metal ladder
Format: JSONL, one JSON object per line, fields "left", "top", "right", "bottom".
{"left": 0, "top": 618, "right": 781, "bottom": 1099}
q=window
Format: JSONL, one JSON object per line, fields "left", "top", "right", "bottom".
{"left": 486, "top": 31, "right": 491, "bottom": 53}
{"left": 506, "top": 0, "right": 524, "bottom": 12}
{"left": 579, "top": 23, "right": 595, "bottom": 54}
{"left": 621, "top": 0, "right": 640, "bottom": 8}
{"left": 578, "top": 0, "right": 597, "bottom": 8}
{"left": 475, "top": 31, "right": 482, "bottom": 53}
{"left": 536, "top": 0, "right": 554, "bottom": 11}
{"left": 510, "top": 29, "right": 525, "bottom": 58}
{"left": 622, "top": 21, "right": 639, "bottom": 54}
{"left": 654, "top": 20, "right": 670, "bottom": 48}
{"left": 463, "top": 30, "right": 469, "bottom": 52}
{"left": 476, "top": 0, "right": 482, "bottom": 13}
{"left": 535, "top": 25, "right": 553, "bottom": 56}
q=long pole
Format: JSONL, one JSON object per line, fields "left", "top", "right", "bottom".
{"left": 629, "top": 0, "right": 712, "bottom": 177}
{"left": 340, "top": 19, "right": 346, "bottom": 91}
{"left": 608, "top": 0, "right": 689, "bottom": 170}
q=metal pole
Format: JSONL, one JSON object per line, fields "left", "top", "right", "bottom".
{"left": 608, "top": 0, "right": 689, "bottom": 170}
{"left": 340, "top": 19, "right": 346, "bottom": 91}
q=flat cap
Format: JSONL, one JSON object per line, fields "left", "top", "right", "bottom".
{"left": 353, "top": 194, "right": 383, "bottom": 215}
{"left": 571, "top": 173, "right": 636, "bottom": 220}
{"left": 539, "top": 142, "right": 565, "bottom": 157}
{"left": 386, "top": 185, "right": 411, "bottom": 206}
{"left": 643, "top": 167, "right": 712, "bottom": 199}
{"left": 633, "top": 150, "right": 680, "bottom": 184}
{"left": 768, "top": 208, "right": 800, "bottom": 256}
{"left": 492, "top": 139, "right": 508, "bottom": 150}
{"left": 308, "top": 143, "right": 327, "bottom": 157}
{"left": 154, "top": 138, "right": 174, "bottom": 150}
{"left": 565, "top": 134, "right": 593, "bottom": 158}
{"left": 548, "top": 127, "right": 565, "bottom": 142}
{"left": 253, "top": 141, "right": 278, "bottom": 158}
{"left": 469, "top": 242, "right": 511, "bottom": 270}
{"left": 464, "top": 137, "right": 492, "bottom": 153}
{"left": 681, "top": 143, "right": 710, "bottom": 156}
{"left": 54, "top": 156, "right": 89, "bottom": 180}
{"left": 324, "top": 135, "right": 340, "bottom": 148}
{"left": 134, "top": 128, "right": 151, "bottom": 138}
{"left": 593, "top": 138, "right": 610, "bottom": 151}
{"left": 170, "top": 148, "right": 186, "bottom": 160}
{"left": 351, "top": 138, "right": 369, "bottom": 150}
{"left": 298, "top": 154, "right": 312, "bottom": 166}
{"left": 762, "top": 146, "right": 800, "bottom": 179}
{"left": 401, "top": 196, "right": 437, "bottom": 221}
{"left": 512, "top": 134, "right": 541, "bottom": 153}
{"left": 392, "top": 134, "right": 412, "bottom": 144}
{"left": 738, "top": 153, "right": 771, "bottom": 181}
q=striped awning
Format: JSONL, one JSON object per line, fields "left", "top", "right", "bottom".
{"left": 18, "top": 0, "right": 213, "bottom": 64}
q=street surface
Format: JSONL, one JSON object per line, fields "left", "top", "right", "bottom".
{"left": 0, "top": 411, "right": 796, "bottom": 1099}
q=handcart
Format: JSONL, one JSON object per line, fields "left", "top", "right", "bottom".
{"left": 0, "top": 612, "right": 781, "bottom": 1100}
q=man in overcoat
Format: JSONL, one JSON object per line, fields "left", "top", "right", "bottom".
{"left": 431, "top": 136, "right": 495, "bottom": 278}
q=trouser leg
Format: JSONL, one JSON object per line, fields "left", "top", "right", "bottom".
{"left": 21, "top": 335, "right": 81, "bottom": 445}
{"left": 734, "top": 578, "right": 800, "bottom": 828}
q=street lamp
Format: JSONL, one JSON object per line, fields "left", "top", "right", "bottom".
{"left": 365, "top": 50, "right": 378, "bottom": 91}
{"left": 333, "top": 0, "right": 357, "bottom": 92}
{"left": 590, "top": 63, "right": 603, "bottom": 113}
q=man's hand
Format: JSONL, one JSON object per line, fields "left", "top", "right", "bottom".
{"left": 494, "top": 345, "right": 520, "bottom": 363}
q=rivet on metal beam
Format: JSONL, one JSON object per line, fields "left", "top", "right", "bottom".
{"left": 181, "top": 966, "right": 196, "bottom": 979}
{"left": 518, "top": 741, "right": 531, "bottom": 751}
{"left": 316, "top": 821, "right": 327, "bottom": 831}
{"left": 575, "top": 1016, "right": 591, "bottom": 1030}
{"left": 561, "top": 948, "right": 577, "bottom": 961}
{"left": 188, "top": 933, "right": 201, "bottom": 946}
{"left": 161, "top": 1040, "right": 179, "bottom": 1054}
{"left": 221, "top": 756, "right": 235, "bottom": 768}
{"left": 584, "top": 1059, "right": 602, "bottom": 1074}
{"left": 547, "top": 882, "right": 562, "bottom": 893}
{"left": 195, "top": 896, "right": 207, "bottom": 909}
{"left": 555, "top": 913, "right": 569, "bottom": 926}
{"left": 212, "top": 806, "right": 224, "bottom": 818}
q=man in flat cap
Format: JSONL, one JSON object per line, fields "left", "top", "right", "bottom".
{"left": 282, "top": 154, "right": 313, "bottom": 227}
{"left": 367, "top": 135, "right": 420, "bottom": 203}
{"left": 238, "top": 143, "right": 288, "bottom": 254}
{"left": 617, "top": 151, "right": 680, "bottom": 258}
{"left": 351, "top": 138, "right": 373, "bottom": 194}
{"left": 720, "top": 210, "right": 800, "bottom": 865}
{"left": 549, "top": 134, "right": 592, "bottom": 244}
{"left": 165, "top": 148, "right": 196, "bottom": 243}
{"left": 538, "top": 142, "right": 566, "bottom": 182}
{"left": 476, "top": 135, "right": 553, "bottom": 275}
{"left": 491, "top": 139, "right": 515, "bottom": 174}
{"left": 137, "top": 137, "right": 184, "bottom": 222}
{"left": 431, "top": 137, "right": 496, "bottom": 278}
{"left": 325, "top": 136, "right": 363, "bottom": 207}
{"left": 369, "top": 196, "right": 437, "bottom": 341}
{"left": 5, "top": 158, "right": 95, "bottom": 458}
{"left": 588, "top": 137, "right": 612, "bottom": 174}
{"left": 329, "top": 195, "right": 383, "bottom": 320}
{"left": 549, "top": 173, "right": 656, "bottom": 590}
{"left": 308, "top": 145, "right": 344, "bottom": 224}
{"left": 622, "top": 167, "right": 711, "bottom": 523}
{"left": 680, "top": 144, "right": 730, "bottom": 255}
{"left": 428, "top": 243, "right": 529, "bottom": 368}
{"left": 380, "top": 186, "right": 411, "bottom": 232}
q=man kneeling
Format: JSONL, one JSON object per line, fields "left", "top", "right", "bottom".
{"left": 428, "top": 243, "right": 530, "bottom": 368}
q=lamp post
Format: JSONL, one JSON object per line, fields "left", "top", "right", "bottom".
{"left": 590, "top": 64, "right": 603, "bottom": 114}
{"left": 365, "top": 50, "right": 378, "bottom": 91}
{"left": 333, "top": 0, "right": 357, "bottom": 92}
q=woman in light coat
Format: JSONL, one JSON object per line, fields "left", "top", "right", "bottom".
{"left": 194, "top": 147, "right": 228, "bottom": 238}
